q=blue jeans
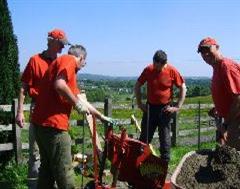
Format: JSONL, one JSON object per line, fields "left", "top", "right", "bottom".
{"left": 139, "top": 103, "right": 172, "bottom": 161}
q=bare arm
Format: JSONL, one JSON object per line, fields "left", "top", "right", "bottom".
{"left": 77, "top": 94, "right": 105, "bottom": 121}
{"left": 15, "top": 82, "right": 28, "bottom": 128}
{"left": 164, "top": 83, "right": 187, "bottom": 113}
{"left": 54, "top": 75, "right": 79, "bottom": 106}
{"left": 55, "top": 75, "right": 108, "bottom": 121}
{"left": 134, "top": 81, "right": 146, "bottom": 112}
{"left": 176, "top": 83, "right": 187, "bottom": 109}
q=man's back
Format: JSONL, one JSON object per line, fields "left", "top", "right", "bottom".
{"left": 32, "top": 55, "right": 79, "bottom": 131}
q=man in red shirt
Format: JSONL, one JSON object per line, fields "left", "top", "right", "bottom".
{"left": 31, "top": 45, "right": 113, "bottom": 189}
{"left": 16, "top": 29, "right": 69, "bottom": 188}
{"left": 134, "top": 50, "right": 186, "bottom": 186}
{"left": 198, "top": 37, "right": 240, "bottom": 150}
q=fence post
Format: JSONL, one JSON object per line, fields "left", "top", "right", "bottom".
{"left": 104, "top": 97, "right": 112, "bottom": 119}
{"left": 171, "top": 112, "right": 178, "bottom": 147}
{"left": 12, "top": 98, "right": 22, "bottom": 164}
{"left": 197, "top": 101, "right": 201, "bottom": 150}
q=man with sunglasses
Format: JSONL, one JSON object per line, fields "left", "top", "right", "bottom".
{"left": 134, "top": 50, "right": 186, "bottom": 187}
{"left": 198, "top": 37, "right": 240, "bottom": 150}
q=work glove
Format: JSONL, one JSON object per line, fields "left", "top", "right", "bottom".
{"left": 75, "top": 100, "right": 90, "bottom": 114}
{"left": 101, "top": 115, "right": 117, "bottom": 125}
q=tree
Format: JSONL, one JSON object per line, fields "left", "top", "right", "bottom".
{"left": 0, "top": 0, "right": 20, "bottom": 164}
{"left": 0, "top": 0, "right": 20, "bottom": 105}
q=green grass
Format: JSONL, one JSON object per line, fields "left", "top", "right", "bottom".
{"left": 14, "top": 95, "right": 216, "bottom": 187}
{"left": 0, "top": 141, "right": 216, "bottom": 188}
{"left": 169, "top": 141, "right": 216, "bottom": 173}
{"left": 184, "top": 95, "right": 213, "bottom": 104}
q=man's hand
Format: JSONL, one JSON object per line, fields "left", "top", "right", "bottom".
{"left": 101, "top": 115, "right": 117, "bottom": 125}
{"left": 75, "top": 101, "right": 90, "bottom": 114}
{"left": 216, "top": 123, "right": 228, "bottom": 145}
{"left": 163, "top": 105, "right": 179, "bottom": 114}
{"left": 16, "top": 112, "right": 25, "bottom": 128}
{"left": 208, "top": 107, "right": 218, "bottom": 118}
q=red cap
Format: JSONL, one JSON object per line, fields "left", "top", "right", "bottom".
{"left": 48, "top": 29, "right": 70, "bottom": 45}
{"left": 198, "top": 37, "right": 218, "bottom": 53}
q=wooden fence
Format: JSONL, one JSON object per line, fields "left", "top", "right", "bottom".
{"left": 0, "top": 98, "right": 214, "bottom": 164}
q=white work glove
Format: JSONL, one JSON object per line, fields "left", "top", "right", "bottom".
{"left": 75, "top": 100, "right": 89, "bottom": 114}
{"left": 101, "top": 115, "right": 117, "bottom": 125}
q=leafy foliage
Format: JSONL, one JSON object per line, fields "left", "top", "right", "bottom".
{"left": 185, "top": 78, "right": 211, "bottom": 97}
{"left": 0, "top": 161, "right": 27, "bottom": 189}
{"left": 0, "top": 0, "right": 20, "bottom": 104}
{"left": 0, "top": 0, "right": 20, "bottom": 177}
{"left": 79, "top": 77, "right": 211, "bottom": 104}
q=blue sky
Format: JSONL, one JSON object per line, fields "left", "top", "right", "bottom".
{"left": 8, "top": 0, "right": 240, "bottom": 77}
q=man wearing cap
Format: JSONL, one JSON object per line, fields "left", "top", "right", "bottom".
{"left": 134, "top": 50, "right": 187, "bottom": 187}
{"left": 16, "top": 28, "right": 70, "bottom": 188}
{"left": 198, "top": 37, "right": 240, "bottom": 150}
{"left": 31, "top": 45, "right": 113, "bottom": 189}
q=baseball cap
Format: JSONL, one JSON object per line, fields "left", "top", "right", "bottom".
{"left": 48, "top": 29, "right": 70, "bottom": 45}
{"left": 197, "top": 37, "right": 218, "bottom": 53}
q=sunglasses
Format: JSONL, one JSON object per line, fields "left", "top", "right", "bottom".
{"left": 198, "top": 46, "right": 211, "bottom": 53}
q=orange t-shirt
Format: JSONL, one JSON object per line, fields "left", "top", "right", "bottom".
{"left": 137, "top": 64, "right": 184, "bottom": 105}
{"left": 21, "top": 53, "right": 52, "bottom": 100}
{"left": 211, "top": 58, "right": 240, "bottom": 118}
{"left": 31, "top": 55, "right": 80, "bottom": 131}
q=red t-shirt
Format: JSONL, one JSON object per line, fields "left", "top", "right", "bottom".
{"left": 32, "top": 55, "right": 80, "bottom": 131}
{"left": 138, "top": 64, "right": 184, "bottom": 105}
{"left": 21, "top": 53, "right": 52, "bottom": 100}
{"left": 211, "top": 58, "right": 240, "bottom": 118}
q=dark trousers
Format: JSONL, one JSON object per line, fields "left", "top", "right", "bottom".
{"left": 33, "top": 124, "right": 75, "bottom": 189}
{"left": 139, "top": 104, "right": 172, "bottom": 161}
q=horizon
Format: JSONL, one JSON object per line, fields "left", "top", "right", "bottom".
{"left": 77, "top": 73, "right": 211, "bottom": 79}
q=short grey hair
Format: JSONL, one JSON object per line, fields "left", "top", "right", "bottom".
{"left": 68, "top": 45, "right": 87, "bottom": 58}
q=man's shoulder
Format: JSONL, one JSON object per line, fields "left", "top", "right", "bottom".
{"left": 144, "top": 64, "right": 154, "bottom": 70}
{"left": 220, "top": 57, "right": 239, "bottom": 69}
{"left": 28, "top": 53, "right": 41, "bottom": 62}
{"left": 221, "top": 57, "right": 237, "bottom": 65}
{"left": 54, "top": 55, "right": 76, "bottom": 70}
{"left": 166, "top": 64, "right": 180, "bottom": 72}
{"left": 56, "top": 54, "right": 75, "bottom": 64}
{"left": 25, "top": 54, "right": 43, "bottom": 68}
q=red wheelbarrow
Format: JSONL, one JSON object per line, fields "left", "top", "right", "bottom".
{"left": 87, "top": 115, "right": 170, "bottom": 189}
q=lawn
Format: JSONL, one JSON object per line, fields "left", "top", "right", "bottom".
{"left": 0, "top": 95, "right": 217, "bottom": 188}
{"left": 0, "top": 140, "right": 216, "bottom": 189}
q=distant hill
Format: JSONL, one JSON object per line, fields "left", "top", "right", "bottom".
{"left": 78, "top": 73, "right": 210, "bottom": 81}
{"left": 78, "top": 73, "right": 137, "bottom": 81}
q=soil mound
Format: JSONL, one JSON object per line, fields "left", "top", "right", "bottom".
{"left": 176, "top": 145, "right": 240, "bottom": 189}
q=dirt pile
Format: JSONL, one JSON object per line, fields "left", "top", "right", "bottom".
{"left": 176, "top": 145, "right": 240, "bottom": 189}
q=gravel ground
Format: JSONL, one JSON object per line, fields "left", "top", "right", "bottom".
{"left": 176, "top": 146, "right": 240, "bottom": 189}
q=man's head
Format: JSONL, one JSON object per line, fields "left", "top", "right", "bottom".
{"left": 68, "top": 45, "right": 87, "bottom": 70}
{"left": 153, "top": 50, "right": 167, "bottom": 71}
{"left": 197, "top": 37, "right": 221, "bottom": 65}
{"left": 47, "top": 29, "right": 70, "bottom": 54}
